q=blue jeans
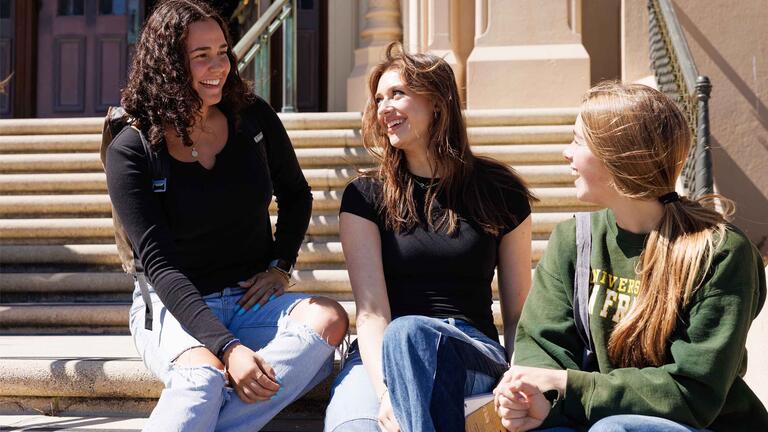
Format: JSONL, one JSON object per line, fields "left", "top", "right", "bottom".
{"left": 129, "top": 284, "right": 335, "bottom": 432}
{"left": 538, "top": 415, "right": 708, "bottom": 431}
{"left": 324, "top": 315, "right": 508, "bottom": 432}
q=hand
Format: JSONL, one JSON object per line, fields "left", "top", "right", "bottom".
{"left": 377, "top": 390, "right": 401, "bottom": 432}
{"left": 494, "top": 380, "right": 549, "bottom": 432}
{"left": 498, "top": 366, "right": 567, "bottom": 396}
{"left": 236, "top": 270, "right": 289, "bottom": 313}
{"left": 223, "top": 343, "right": 281, "bottom": 403}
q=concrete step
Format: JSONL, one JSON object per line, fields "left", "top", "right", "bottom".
{"left": 0, "top": 270, "right": 352, "bottom": 294}
{"left": 0, "top": 415, "right": 149, "bottom": 431}
{"left": 0, "top": 268, "right": 540, "bottom": 297}
{"left": 0, "top": 335, "right": 329, "bottom": 425}
{"left": 0, "top": 414, "right": 323, "bottom": 431}
{"left": 0, "top": 109, "right": 577, "bottom": 136}
{"left": 0, "top": 300, "right": 509, "bottom": 332}
{"left": 0, "top": 144, "right": 568, "bottom": 172}
{"left": 0, "top": 240, "right": 549, "bottom": 267}
{"left": 0, "top": 190, "right": 346, "bottom": 216}
{"left": 0, "top": 128, "right": 572, "bottom": 155}
{"left": 0, "top": 188, "right": 590, "bottom": 217}
{"left": 0, "top": 212, "right": 572, "bottom": 242}
{"left": 0, "top": 165, "right": 574, "bottom": 194}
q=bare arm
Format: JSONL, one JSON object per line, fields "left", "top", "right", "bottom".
{"left": 497, "top": 214, "right": 533, "bottom": 359}
{"left": 340, "top": 212, "right": 391, "bottom": 398}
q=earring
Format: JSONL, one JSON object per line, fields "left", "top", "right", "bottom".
{"left": 434, "top": 111, "right": 439, "bottom": 119}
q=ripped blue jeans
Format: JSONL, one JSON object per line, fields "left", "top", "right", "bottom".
{"left": 129, "top": 284, "right": 335, "bottom": 432}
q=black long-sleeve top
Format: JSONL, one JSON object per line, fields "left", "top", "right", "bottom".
{"left": 105, "top": 97, "right": 312, "bottom": 357}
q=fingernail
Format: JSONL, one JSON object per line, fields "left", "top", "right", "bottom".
{"left": 250, "top": 304, "right": 261, "bottom": 313}
{"left": 237, "top": 307, "right": 246, "bottom": 316}
{"left": 270, "top": 388, "right": 283, "bottom": 400}
{"left": 268, "top": 294, "right": 276, "bottom": 302}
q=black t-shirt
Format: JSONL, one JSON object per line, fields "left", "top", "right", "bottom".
{"left": 340, "top": 174, "right": 531, "bottom": 340}
{"left": 105, "top": 97, "right": 312, "bottom": 356}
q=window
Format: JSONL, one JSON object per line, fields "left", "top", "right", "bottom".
{"left": 0, "top": 0, "right": 11, "bottom": 19}
{"left": 99, "top": 0, "right": 127, "bottom": 15}
{"left": 58, "top": 0, "right": 85, "bottom": 16}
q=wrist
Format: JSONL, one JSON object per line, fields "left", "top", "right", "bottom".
{"left": 268, "top": 259, "right": 293, "bottom": 282}
{"left": 220, "top": 338, "right": 242, "bottom": 365}
{"left": 267, "top": 266, "right": 290, "bottom": 284}
{"left": 378, "top": 387, "right": 389, "bottom": 403}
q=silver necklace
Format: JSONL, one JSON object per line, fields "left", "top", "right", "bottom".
{"left": 412, "top": 176, "right": 435, "bottom": 189}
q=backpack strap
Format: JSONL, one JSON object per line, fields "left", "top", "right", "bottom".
{"left": 103, "top": 107, "right": 171, "bottom": 331}
{"left": 131, "top": 127, "right": 168, "bottom": 331}
{"left": 574, "top": 212, "right": 596, "bottom": 371}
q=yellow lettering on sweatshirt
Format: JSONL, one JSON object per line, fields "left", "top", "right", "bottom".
{"left": 600, "top": 289, "right": 618, "bottom": 318}
{"left": 589, "top": 283, "right": 601, "bottom": 315}
{"left": 617, "top": 277, "right": 628, "bottom": 293}
{"left": 613, "top": 293, "right": 632, "bottom": 323}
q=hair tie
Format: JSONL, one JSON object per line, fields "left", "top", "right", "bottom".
{"left": 658, "top": 191, "right": 680, "bottom": 204}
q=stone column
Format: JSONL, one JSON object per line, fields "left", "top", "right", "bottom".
{"left": 621, "top": 0, "right": 652, "bottom": 82}
{"left": 466, "top": 0, "right": 590, "bottom": 108}
{"left": 346, "top": 0, "right": 403, "bottom": 112}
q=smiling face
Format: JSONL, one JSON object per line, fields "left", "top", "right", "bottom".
{"left": 186, "top": 19, "right": 230, "bottom": 109}
{"left": 374, "top": 68, "right": 434, "bottom": 154}
{"left": 563, "top": 114, "right": 617, "bottom": 206}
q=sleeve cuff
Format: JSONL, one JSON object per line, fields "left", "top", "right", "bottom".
{"left": 563, "top": 369, "right": 593, "bottom": 424}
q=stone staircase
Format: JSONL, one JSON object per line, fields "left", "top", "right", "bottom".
{"left": 0, "top": 109, "right": 592, "bottom": 429}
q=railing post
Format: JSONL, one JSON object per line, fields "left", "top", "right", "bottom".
{"left": 281, "top": 0, "right": 297, "bottom": 113}
{"left": 256, "top": 34, "right": 270, "bottom": 100}
{"left": 695, "top": 76, "right": 713, "bottom": 197}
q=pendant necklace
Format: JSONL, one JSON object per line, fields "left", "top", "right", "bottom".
{"left": 412, "top": 175, "right": 435, "bottom": 189}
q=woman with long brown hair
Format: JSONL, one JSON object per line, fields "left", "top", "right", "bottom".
{"left": 104, "top": 0, "right": 347, "bottom": 429}
{"left": 323, "top": 43, "right": 536, "bottom": 431}
{"left": 494, "top": 82, "right": 767, "bottom": 431}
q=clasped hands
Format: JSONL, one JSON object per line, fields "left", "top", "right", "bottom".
{"left": 222, "top": 269, "right": 291, "bottom": 403}
{"left": 493, "top": 366, "right": 567, "bottom": 432}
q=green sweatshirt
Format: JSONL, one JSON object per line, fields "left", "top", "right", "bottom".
{"left": 514, "top": 209, "right": 768, "bottom": 431}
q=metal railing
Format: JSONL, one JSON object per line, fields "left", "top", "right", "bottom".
{"left": 648, "top": 0, "right": 712, "bottom": 198}
{"left": 232, "top": 0, "right": 297, "bottom": 112}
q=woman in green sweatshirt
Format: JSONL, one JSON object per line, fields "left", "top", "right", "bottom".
{"left": 493, "top": 82, "right": 768, "bottom": 431}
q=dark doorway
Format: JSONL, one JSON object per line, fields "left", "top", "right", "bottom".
{"left": 0, "top": 0, "right": 13, "bottom": 117}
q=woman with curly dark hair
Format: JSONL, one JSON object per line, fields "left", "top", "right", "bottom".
{"left": 104, "top": 0, "right": 348, "bottom": 430}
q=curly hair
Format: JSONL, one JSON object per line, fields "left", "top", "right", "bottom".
{"left": 121, "top": 0, "right": 254, "bottom": 151}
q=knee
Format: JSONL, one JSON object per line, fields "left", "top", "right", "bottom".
{"left": 382, "top": 316, "right": 437, "bottom": 353}
{"left": 166, "top": 362, "right": 228, "bottom": 397}
{"left": 589, "top": 416, "right": 632, "bottom": 432}
{"left": 289, "top": 296, "right": 349, "bottom": 346}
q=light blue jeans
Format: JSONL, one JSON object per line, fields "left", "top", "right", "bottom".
{"left": 538, "top": 415, "right": 709, "bottom": 431}
{"left": 324, "top": 315, "right": 508, "bottom": 432}
{"left": 129, "top": 284, "right": 335, "bottom": 432}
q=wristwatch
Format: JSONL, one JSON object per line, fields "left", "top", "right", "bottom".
{"left": 543, "top": 389, "right": 562, "bottom": 408}
{"left": 268, "top": 259, "right": 293, "bottom": 279}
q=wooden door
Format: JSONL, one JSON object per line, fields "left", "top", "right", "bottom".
{"left": 36, "top": 0, "right": 142, "bottom": 117}
{"left": 296, "top": 0, "right": 325, "bottom": 112}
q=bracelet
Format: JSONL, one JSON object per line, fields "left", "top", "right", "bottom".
{"left": 378, "top": 387, "right": 389, "bottom": 403}
{"left": 267, "top": 266, "right": 290, "bottom": 284}
{"left": 219, "top": 338, "right": 241, "bottom": 361}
